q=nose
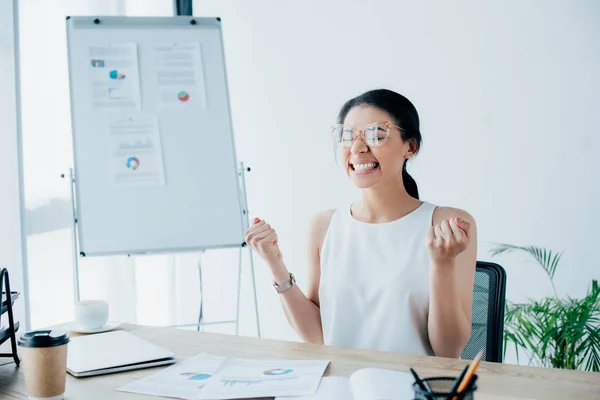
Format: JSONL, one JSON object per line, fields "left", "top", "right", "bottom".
{"left": 350, "top": 133, "right": 369, "bottom": 154}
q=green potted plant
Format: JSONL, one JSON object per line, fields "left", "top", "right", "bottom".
{"left": 489, "top": 244, "right": 600, "bottom": 372}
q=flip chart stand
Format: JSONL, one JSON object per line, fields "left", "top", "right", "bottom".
{"left": 63, "top": 162, "right": 261, "bottom": 338}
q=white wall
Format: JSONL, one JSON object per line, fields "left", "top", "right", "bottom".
{"left": 0, "top": 0, "right": 29, "bottom": 329}
{"left": 192, "top": 0, "right": 600, "bottom": 347}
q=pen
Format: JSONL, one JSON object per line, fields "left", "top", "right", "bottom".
{"left": 447, "top": 364, "right": 469, "bottom": 400}
{"left": 410, "top": 367, "right": 429, "bottom": 393}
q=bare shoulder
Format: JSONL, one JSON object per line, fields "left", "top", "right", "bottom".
{"left": 432, "top": 206, "right": 476, "bottom": 226}
{"left": 310, "top": 209, "right": 337, "bottom": 228}
{"left": 305, "top": 209, "right": 336, "bottom": 304}
{"left": 307, "top": 209, "right": 337, "bottom": 251}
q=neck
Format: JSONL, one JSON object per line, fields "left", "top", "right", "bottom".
{"left": 354, "top": 177, "right": 422, "bottom": 223}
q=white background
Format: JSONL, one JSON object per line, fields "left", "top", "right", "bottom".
{"left": 6, "top": 0, "right": 600, "bottom": 368}
{"left": 193, "top": 0, "right": 600, "bottom": 346}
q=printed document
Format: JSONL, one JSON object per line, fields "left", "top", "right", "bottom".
{"left": 88, "top": 43, "right": 141, "bottom": 109}
{"left": 109, "top": 116, "right": 166, "bottom": 186}
{"left": 154, "top": 42, "right": 207, "bottom": 109}
{"left": 201, "top": 358, "right": 329, "bottom": 399}
{"left": 117, "top": 353, "right": 225, "bottom": 400}
{"left": 118, "top": 353, "right": 328, "bottom": 400}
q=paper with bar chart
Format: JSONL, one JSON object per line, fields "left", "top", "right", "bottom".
{"left": 154, "top": 42, "right": 207, "bottom": 109}
{"left": 109, "top": 116, "right": 166, "bottom": 186}
{"left": 88, "top": 43, "right": 141, "bottom": 109}
{"left": 200, "top": 358, "right": 329, "bottom": 399}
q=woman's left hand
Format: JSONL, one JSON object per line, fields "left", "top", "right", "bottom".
{"left": 426, "top": 217, "right": 471, "bottom": 265}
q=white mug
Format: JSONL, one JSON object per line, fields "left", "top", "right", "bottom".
{"left": 74, "top": 300, "right": 109, "bottom": 330}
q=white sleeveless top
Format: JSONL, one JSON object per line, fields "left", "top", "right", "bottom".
{"left": 319, "top": 201, "right": 437, "bottom": 356}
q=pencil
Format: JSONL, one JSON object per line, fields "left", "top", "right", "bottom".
{"left": 448, "top": 364, "right": 469, "bottom": 398}
{"left": 453, "top": 350, "right": 483, "bottom": 399}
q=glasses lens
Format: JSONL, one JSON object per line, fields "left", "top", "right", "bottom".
{"left": 333, "top": 125, "right": 355, "bottom": 147}
{"left": 364, "top": 123, "right": 389, "bottom": 147}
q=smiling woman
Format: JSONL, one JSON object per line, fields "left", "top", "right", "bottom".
{"left": 333, "top": 91, "right": 421, "bottom": 199}
{"left": 245, "top": 88, "right": 478, "bottom": 358}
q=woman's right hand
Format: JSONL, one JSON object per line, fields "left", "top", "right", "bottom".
{"left": 244, "top": 218, "right": 282, "bottom": 266}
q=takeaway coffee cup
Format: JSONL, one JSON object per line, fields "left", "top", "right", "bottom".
{"left": 18, "top": 330, "right": 70, "bottom": 400}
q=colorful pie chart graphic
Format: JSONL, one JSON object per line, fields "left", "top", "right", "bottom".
{"left": 263, "top": 368, "right": 294, "bottom": 376}
{"left": 109, "top": 70, "right": 126, "bottom": 80}
{"left": 126, "top": 156, "right": 140, "bottom": 170}
{"left": 178, "top": 90, "right": 190, "bottom": 102}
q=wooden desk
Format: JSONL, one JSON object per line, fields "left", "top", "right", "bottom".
{"left": 0, "top": 324, "right": 599, "bottom": 399}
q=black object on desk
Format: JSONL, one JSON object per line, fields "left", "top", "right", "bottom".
{"left": 410, "top": 367, "right": 431, "bottom": 392}
{"left": 0, "top": 268, "right": 20, "bottom": 365}
{"left": 448, "top": 365, "right": 470, "bottom": 398}
{"left": 412, "top": 374, "right": 478, "bottom": 400}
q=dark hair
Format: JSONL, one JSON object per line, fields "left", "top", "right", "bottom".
{"left": 337, "top": 89, "right": 422, "bottom": 199}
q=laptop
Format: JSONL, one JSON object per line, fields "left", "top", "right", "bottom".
{"left": 66, "top": 330, "right": 176, "bottom": 377}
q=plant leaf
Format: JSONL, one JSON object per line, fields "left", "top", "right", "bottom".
{"left": 580, "top": 325, "right": 600, "bottom": 372}
{"left": 491, "top": 244, "right": 600, "bottom": 371}
{"left": 489, "top": 243, "right": 561, "bottom": 286}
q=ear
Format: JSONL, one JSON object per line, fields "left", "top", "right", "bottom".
{"left": 404, "top": 139, "right": 418, "bottom": 160}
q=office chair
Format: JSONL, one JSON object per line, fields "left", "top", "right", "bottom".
{"left": 460, "top": 261, "right": 507, "bottom": 363}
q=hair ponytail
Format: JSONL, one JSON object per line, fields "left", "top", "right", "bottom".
{"left": 402, "top": 160, "right": 419, "bottom": 199}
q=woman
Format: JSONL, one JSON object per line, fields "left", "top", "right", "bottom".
{"left": 244, "top": 89, "right": 476, "bottom": 358}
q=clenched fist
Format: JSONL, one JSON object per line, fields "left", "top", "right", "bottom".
{"left": 426, "top": 217, "right": 471, "bottom": 264}
{"left": 244, "top": 218, "right": 282, "bottom": 265}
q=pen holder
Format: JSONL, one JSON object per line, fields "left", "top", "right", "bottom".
{"left": 412, "top": 375, "right": 478, "bottom": 400}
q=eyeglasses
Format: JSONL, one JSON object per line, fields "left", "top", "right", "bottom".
{"left": 331, "top": 121, "right": 402, "bottom": 148}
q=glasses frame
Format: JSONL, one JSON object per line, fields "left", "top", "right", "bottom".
{"left": 330, "top": 120, "right": 403, "bottom": 148}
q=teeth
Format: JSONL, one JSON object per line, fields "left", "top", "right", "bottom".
{"left": 353, "top": 163, "right": 377, "bottom": 171}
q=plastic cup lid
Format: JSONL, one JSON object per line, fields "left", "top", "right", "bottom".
{"left": 18, "top": 330, "right": 70, "bottom": 348}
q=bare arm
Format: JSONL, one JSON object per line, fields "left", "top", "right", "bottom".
{"left": 244, "top": 211, "right": 334, "bottom": 344}
{"left": 427, "top": 208, "right": 477, "bottom": 358}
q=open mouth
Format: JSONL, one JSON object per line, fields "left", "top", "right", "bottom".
{"left": 350, "top": 162, "right": 380, "bottom": 172}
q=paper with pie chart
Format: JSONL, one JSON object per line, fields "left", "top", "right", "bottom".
{"left": 117, "top": 353, "right": 328, "bottom": 400}
{"left": 117, "top": 353, "right": 226, "bottom": 400}
{"left": 154, "top": 42, "right": 207, "bottom": 109}
{"left": 200, "top": 358, "right": 329, "bottom": 399}
{"left": 88, "top": 43, "right": 141, "bottom": 109}
{"left": 109, "top": 116, "right": 166, "bottom": 186}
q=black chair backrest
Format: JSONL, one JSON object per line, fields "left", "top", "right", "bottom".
{"left": 460, "top": 261, "right": 507, "bottom": 363}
